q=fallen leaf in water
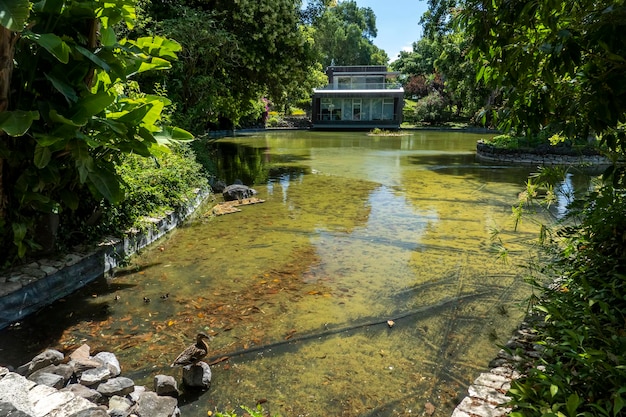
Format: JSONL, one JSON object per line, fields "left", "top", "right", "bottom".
{"left": 197, "top": 313, "right": 205, "bottom": 318}
{"left": 167, "top": 320, "right": 175, "bottom": 326}
{"left": 424, "top": 402, "right": 435, "bottom": 416}
{"left": 308, "top": 290, "right": 320, "bottom": 295}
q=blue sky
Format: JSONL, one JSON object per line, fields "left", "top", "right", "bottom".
{"left": 353, "top": 0, "right": 429, "bottom": 62}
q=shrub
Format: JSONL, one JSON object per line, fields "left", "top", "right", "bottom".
{"left": 508, "top": 184, "right": 626, "bottom": 417}
{"left": 413, "top": 91, "right": 450, "bottom": 124}
{"left": 57, "top": 144, "right": 209, "bottom": 247}
{"left": 266, "top": 115, "right": 281, "bottom": 127}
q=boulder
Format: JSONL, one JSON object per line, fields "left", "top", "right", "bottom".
{"left": 0, "top": 401, "right": 33, "bottom": 417}
{"left": 135, "top": 391, "right": 178, "bottom": 417}
{"left": 128, "top": 385, "right": 146, "bottom": 404}
{"left": 67, "top": 407, "right": 110, "bottom": 417}
{"left": 93, "top": 352, "right": 121, "bottom": 377}
{"left": 154, "top": 375, "right": 178, "bottom": 397}
{"left": 222, "top": 184, "right": 257, "bottom": 201}
{"left": 29, "top": 364, "right": 74, "bottom": 387}
{"left": 182, "top": 361, "right": 212, "bottom": 389}
{"left": 108, "top": 395, "right": 134, "bottom": 415}
{"left": 62, "top": 383, "right": 104, "bottom": 404}
{"left": 18, "top": 349, "right": 64, "bottom": 376}
{"left": 0, "top": 372, "right": 37, "bottom": 415}
{"left": 28, "top": 372, "right": 65, "bottom": 389}
{"left": 80, "top": 366, "right": 111, "bottom": 386}
{"left": 96, "top": 377, "right": 135, "bottom": 397}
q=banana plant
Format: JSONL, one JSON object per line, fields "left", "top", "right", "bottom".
{"left": 0, "top": 0, "right": 192, "bottom": 259}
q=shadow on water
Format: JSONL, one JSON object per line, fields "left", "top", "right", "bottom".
{"left": 0, "top": 130, "right": 599, "bottom": 417}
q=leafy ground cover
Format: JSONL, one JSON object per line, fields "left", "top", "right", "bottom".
{"left": 506, "top": 170, "right": 626, "bottom": 417}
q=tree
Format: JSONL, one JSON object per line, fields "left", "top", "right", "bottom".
{"left": 0, "top": 0, "right": 189, "bottom": 261}
{"left": 460, "top": 0, "right": 626, "bottom": 142}
{"left": 312, "top": 0, "right": 389, "bottom": 67}
{"left": 136, "top": 0, "right": 323, "bottom": 131}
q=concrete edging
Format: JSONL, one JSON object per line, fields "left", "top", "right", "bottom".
{"left": 0, "top": 189, "right": 211, "bottom": 330}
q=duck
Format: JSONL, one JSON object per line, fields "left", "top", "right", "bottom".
{"left": 171, "top": 333, "right": 211, "bottom": 367}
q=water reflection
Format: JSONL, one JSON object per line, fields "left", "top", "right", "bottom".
{"left": 0, "top": 130, "right": 596, "bottom": 417}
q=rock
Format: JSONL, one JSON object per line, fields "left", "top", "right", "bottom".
{"left": 28, "top": 371, "right": 65, "bottom": 389}
{"left": 108, "top": 395, "right": 133, "bottom": 415}
{"left": 182, "top": 361, "right": 212, "bottom": 389}
{"left": 30, "top": 383, "right": 95, "bottom": 417}
{"left": 18, "top": 349, "right": 64, "bottom": 376}
{"left": 96, "top": 377, "right": 134, "bottom": 397}
{"left": 222, "top": 184, "right": 257, "bottom": 201}
{"left": 0, "top": 401, "right": 33, "bottom": 417}
{"left": 135, "top": 391, "right": 178, "bottom": 417}
{"left": 128, "top": 385, "right": 146, "bottom": 404}
{"left": 70, "top": 357, "right": 104, "bottom": 374}
{"left": 70, "top": 344, "right": 91, "bottom": 361}
{"left": 29, "top": 364, "right": 74, "bottom": 387}
{"left": 69, "top": 345, "right": 104, "bottom": 375}
{"left": 0, "top": 372, "right": 37, "bottom": 415}
{"left": 68, "top": 407, "right": 109, "bottom": 417}
{"left": 80, "top": 366, "right": 111, "bottom": 386}
{"left": 154, "top": 375, "right": 178, "bottom": 397}
{"left": 63, "top": 383, "right": 104, "bottom": 404}
{"left": 93, "top": 352, "right": 121, "bottom": 377}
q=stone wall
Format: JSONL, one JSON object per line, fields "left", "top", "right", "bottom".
{"left": 476, "top": 141, "right": 612, "bottom": 168}
{"left": 0, "top": 189, "right": 211, "bottom": 331}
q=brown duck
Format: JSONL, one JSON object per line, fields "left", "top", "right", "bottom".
{"left": 171, "top": 333, "right": 211, "bottom": 367}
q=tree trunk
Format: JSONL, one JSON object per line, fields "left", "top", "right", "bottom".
{"left": 0, "top": 27, "right": 16, "bottom": 223}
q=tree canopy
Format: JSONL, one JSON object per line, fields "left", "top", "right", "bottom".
{"left": 135, "top": 0, "right": 325, "bottom": 132}
{"left": 312, "top": 0, "right": 389, "bottom": 67}
{"left": 460, "top": 0, "right": 626, "bottom": 142}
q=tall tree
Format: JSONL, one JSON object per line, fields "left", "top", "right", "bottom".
{"left": 137, "top": 0, "right": 322, "bottom": 131}
{"left": 312, "top": 0, "right": 388, "bottom": 67}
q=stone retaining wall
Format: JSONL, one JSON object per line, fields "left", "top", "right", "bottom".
{"left": 0, "top": 189, "right": 211, "bottom": 331}
{"left": 476, "top": 141, "right": 613, "bottom": 168}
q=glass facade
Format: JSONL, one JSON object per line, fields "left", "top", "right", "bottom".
{"left": 320, "top": 98, "right": 395, "bottom": 121}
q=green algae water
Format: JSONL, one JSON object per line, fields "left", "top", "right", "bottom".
{"left": 0, "top": 130, "right": 593, "bottom": 416}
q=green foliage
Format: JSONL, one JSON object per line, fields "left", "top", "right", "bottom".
{"left": 392, "top": 31, "right": 487, "bottom": 122}
{"left": 92, "top": 144, "right": 207, "bottom": 237}
{"left": 460, "top": 0, "right": 626, "bottom": 139}
{"left": 136, "top": 0, "right": 322, "bottom": 132}
{"left": 508, "top": 184, "right": 626, "bottom": 417}
{"left": 312, "top": 0, "right": 389, "bottom": 66}
{"left": 0, "top": 0, "right": 190, "bottom": 262}
{"left": 413, "top": 91, "right": 449, "bottom": 124}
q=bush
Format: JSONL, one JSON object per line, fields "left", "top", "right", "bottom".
{"left": 57, "top": 144, "right": 209, "bottom": 247}
{"left": 508, "top": 184, "right": 626, "bottom": 417}
{"left": 414, "top": 91, "right": 450, "bottom": 124}
{"left": 266, "top": 115, "right": 281, "bottom": 127}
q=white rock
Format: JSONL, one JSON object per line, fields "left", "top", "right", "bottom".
{"left": 93, "top": 352, "right": 121, "bottom": 377}
{"left": 0, "top": 373, "right": 37, "bottom": 415}
{"left": 80, "top": 366, "right": 111, "bottom": 386}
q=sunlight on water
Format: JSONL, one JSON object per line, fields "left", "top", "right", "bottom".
{"left": 0, "top": 130, "right": 590, "bottom": 417}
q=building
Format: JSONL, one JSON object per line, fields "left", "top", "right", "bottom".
{"left": 311, "top": 65, "right": 404, "bottom": 129}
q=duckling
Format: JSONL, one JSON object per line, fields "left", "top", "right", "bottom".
{"left": 143, "top": 296, "right": 151, "bottom": 303}
{"left": 171, "top": 333, "right": 211, "bottom": 367}
{"left": 160, "top": 293, "right": 169, "bottom": 300}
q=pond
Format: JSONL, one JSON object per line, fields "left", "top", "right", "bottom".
{"left": 0, "top": 130, "right": 593, "bottom": 417}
